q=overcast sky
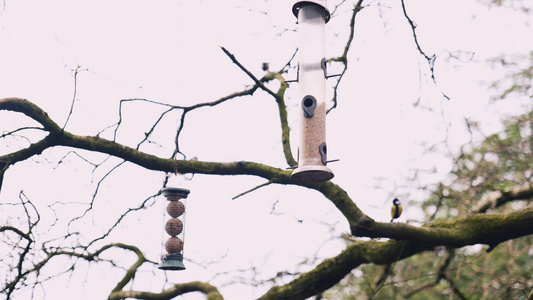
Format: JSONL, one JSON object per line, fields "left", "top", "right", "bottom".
{"left": 1, "top": 0, "right": 533, "bottom": 299}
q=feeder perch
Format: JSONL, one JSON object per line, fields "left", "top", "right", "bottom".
{"left": 291, "top": 0, "right": 334, "bottom": 183}
{"left": 159, "top": 187, "right": 190, "bottom": 271}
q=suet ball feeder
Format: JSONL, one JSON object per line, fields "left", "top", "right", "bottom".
{"left": 159, "top": 187, "right": 190, "bottom": 271}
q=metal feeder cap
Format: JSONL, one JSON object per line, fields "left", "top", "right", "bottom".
{"left": 292, "top": 0, "right": 331, "bottom": 23}
{"left": 291, "top": 165, "right": 334, "bottom": 183}
{"left": 162, "top": 187, "right": 190, "bottom": 198}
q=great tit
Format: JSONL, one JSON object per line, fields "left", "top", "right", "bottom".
{"left": 390, "top": 198, "right": 402, "bottom": 222}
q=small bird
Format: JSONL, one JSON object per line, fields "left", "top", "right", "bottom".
{"left": 390, "top": 198, "right": 402, "bottom": 222}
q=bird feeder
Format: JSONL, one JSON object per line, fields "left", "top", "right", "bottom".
{"left": 159, "top": 187, "right": 190, "bottom": 271}
{"left": 291, "top": 0, "right": 334, "bottom": 183}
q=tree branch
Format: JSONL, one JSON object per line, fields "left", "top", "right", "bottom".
{"left": 328, "top": 0, "right": 364, "bottom": 112}
{"left": 400, "top": 0, "right": 449, "bottom": 100}
{"left": 220, "top": 47, "right": 278, "bottom": 99}
{"left": 174, "top": 86, "right": 258, "bottom": 157}
{"left": 110, "top": 244, "right": 148, "bottom": 294}
{"left": 356, "top": 206, "right": 533, "bottom": 249}
{"left": 262, "top": 71, "right": 296, "bottom": 166}
{"left": 404, "top": 248, "right": 467, "bottom": 299}
{"left": 0, "top": 98, "right": 63, "bottom": 134}
{"left": 474, "top": 184, "right": 533, "bottom": 213}
{"left": 3, "top": 97, "right": 533, "bottom": 300}
{"left": 220, "top": 47, "right": 296, "bottom": 166}
{"left": 0, "top": 226, "right": 31, "bottom": 241}
{"left": 108, "top": 281, "right": 223, "bottom": 300}
{"left": 3, "top": 98, "right": 532, "bottom": 248}
{"left": 258, "top": 240, "right": 428, "bottom": 300}
{"left": 259, "top": 204, "right": 533, "bottom": 299}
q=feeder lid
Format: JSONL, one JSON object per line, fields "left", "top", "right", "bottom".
{"left": 292, "top": 0, "right": 331, "bottom": 23}
{"left": 291, "top": 164, "right": 334, "bottom": 183}
{"left": 162, "top": 187, "right": 190, "bottom": 198}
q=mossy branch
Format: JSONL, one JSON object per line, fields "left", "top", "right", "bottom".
{"left": 108, "top": 281, "right": 223, "bottom": 300}
{"left": 109, "top": 244, "right": 148, "bottom": 294}
{"left": 3, "top": 98, "right": 532, "bottom": 246}
{"left": 357, "top": 206, "right": 533, "bottom": 248}
{"left": 0, "top": 98, "right": 357, "bottom": 222}
{"left": 3, "top": 97, "right": 533, "bottom": 300}
{"left": 258, "top": 240, "right": 428, "bottom": 300}
{"left": 258, "top": 205, "right": 533, "bottom": 299}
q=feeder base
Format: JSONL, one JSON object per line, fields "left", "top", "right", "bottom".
{"left": 291, "top": 165, "right": 334, "bottom": 183}
{"left": 158, "top": 253, "right": 186, "bottom": 271}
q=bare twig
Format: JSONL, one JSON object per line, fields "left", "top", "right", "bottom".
{"left": 328, "top": 0, "right": 364, "bottom": 112}
{"left": 232, "top": 180, "right": 273, "bottom": 200}
{"left": 400, "top": 0, "right": 450, "bottom": 100}
{"left": 62, "top": 66, "right": 89, "bottom": 130}
{"left": 221, "top": 47, "right": 278, "bottom": 99}
{"left": 174, "top": 87, "right": 258, "bottom": 157}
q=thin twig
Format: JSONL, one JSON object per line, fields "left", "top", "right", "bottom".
{"left": 221, "top": 46, "right": 279, "bottom": 99}
{"left": 328, "top": 0, "right": 364, "bottom": 112}
{"left": 62, "top": 66, "right": 89, "bottom": 130}
{"left": 400, "top": 0, "right": 450, "bottom": 100}
{"left": 232, "top": 181, "right": 273, "bottom": 200}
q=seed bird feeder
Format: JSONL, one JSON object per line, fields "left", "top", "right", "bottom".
{"left": 159, "top": 187, "right": 190, "bottom": 271}
{"left": 291, "top": 0, "right": 334, "bottom": 183}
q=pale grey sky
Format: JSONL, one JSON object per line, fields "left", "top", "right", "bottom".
{"left": 1, "top": 0, "right": 532, "bottom": 298}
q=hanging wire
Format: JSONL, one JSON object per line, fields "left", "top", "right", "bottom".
{"left": 171, "top": 0, "right": 192, "bottom": 166}
{"left": 175, "top": 0, "right": 187, "bottom": 255}
{"left": 160, "top": 189, "right": 166, "bottom": 258}
{"left": 175, "top": 0, "right": 184, "bottom": 157}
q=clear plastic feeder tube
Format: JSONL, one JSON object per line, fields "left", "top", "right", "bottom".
{"left": 291, "top": 1, "right": 334, "bottom": 183}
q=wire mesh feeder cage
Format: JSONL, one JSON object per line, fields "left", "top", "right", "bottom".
{"left": 159, "top": 187, "right": 190, "bottom": 271}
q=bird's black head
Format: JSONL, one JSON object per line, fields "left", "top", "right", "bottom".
{"left": 393, "top": 198, "right": 400, "bottom": 205}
